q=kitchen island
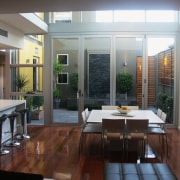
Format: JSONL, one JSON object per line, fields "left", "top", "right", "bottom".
{"left": 0, "top": 100, "right": 26, "bottom": 143}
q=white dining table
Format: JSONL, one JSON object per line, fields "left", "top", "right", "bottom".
{"left": 87, "top": 109, "right": 164, "bottom": 124}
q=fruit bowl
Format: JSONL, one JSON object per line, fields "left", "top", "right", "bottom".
{"left": 117, "top": 107, "right": 130, "bottom": 114}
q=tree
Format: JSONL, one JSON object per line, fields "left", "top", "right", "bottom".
{"left": 117, "top": 72, "right": 133, "bottom": 100}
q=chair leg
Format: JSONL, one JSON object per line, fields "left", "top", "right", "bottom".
{"left": 0, "top": 117, "right": 10, "bottom": 155}
{"left": 162, "top": 134, "right": 168, "bottom": 162}
{"left": 5, "top": 113, "right": 20, "bottom": 147}
{"left": 16, "top": 109, "right": 30, "bottom": 140}
{"left": 79, "top": 133, "right": 85, "bottom": 156}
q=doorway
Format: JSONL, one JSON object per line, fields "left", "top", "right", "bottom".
{"left": 0, "top": 52, "right": 5, "bottom": 99}
{"left": 51, "top": 35, "right": 175, "bottom": 125}
{"left": 52, "top": 38, "right": 79, "bottom": 124}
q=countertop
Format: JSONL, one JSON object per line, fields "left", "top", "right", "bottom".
{"left": 0, "top": 99, "right": 26, "bottom": 112}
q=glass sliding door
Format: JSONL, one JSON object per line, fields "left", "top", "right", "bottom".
{"left": 84, "top": 37, "right": 111, "bottom": 109}
{"left": 52, "top": 38, "right": 79, "bottom": 124}
{"left": 147, "top": 37, "right": 175, "bottom": 124}
{"left": 115, "top": 37, "right": 143, "bottom": 108}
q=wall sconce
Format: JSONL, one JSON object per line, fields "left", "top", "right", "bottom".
{"left": 124, "top": 60, "right": 127, "bottom": 67}
{"left": 164, "top": 56, "right": 167, "bottom": 66}
{"left": 139, "top": 65, "right": 142, "bottom": 71}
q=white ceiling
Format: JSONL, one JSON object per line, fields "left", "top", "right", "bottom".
{"left": 0, "top": 0, "right": 180, "bottom": 13}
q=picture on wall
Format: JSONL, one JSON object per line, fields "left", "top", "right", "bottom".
{"left": 57, "top": 54, "right": 69, "bottom": 65}
{"left": 57, "top": 72, "right": 68, "bottom": 84}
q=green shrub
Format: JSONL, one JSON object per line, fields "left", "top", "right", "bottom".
{"left": 117, "top": 72, "right": 133, "bottom": 93}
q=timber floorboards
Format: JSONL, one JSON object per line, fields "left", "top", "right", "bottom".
{"left": 0, "top": 126, "right": 179, "bottom": 180}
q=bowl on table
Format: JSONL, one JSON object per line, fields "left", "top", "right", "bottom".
{"left": 117, "top": 107, "right": 130, "bottom": 114}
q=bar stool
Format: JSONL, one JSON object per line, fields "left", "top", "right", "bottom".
{"left": 0, "top": 114, "right": 10, "bottom": 155}
{"left": 4, "top": 112, "right": 20, "bottom": 147}
{"left": 15, "top": 108, "right": 30, "bottom": 140}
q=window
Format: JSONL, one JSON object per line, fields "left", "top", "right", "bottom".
{"left": 146, "top": 11, "right": 177, "bottom": 22}
{"left": 57, "top": 54, "right": 69, "bottom": 65}
{"left": 96, "top": 11, "right": 113, "bottom": 22}
{"left": 57, "top": 72, "right": 68, "bottom": 84}
{"left": 54, "top": 12, "right": 72, "bottom": 23}
{"left": 95, "top": 10, "right": 177, "bottom": 23}
{"left": 114, "top": 10, "right": 145, "bottom": 22}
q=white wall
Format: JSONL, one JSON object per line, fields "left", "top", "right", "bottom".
{"left": 0, "top": 22, "right": 24, "bottom": 49}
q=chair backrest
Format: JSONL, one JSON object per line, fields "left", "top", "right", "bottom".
{"left": 157, "top": 108, "right": 162, "bottom": 117}
{"left": 84, "top": 108, "right": 90, "bottom": 119}
{"left": 101, "top": 105, "right": 118, "bottom": 110}
{"left": 126, "top": 106, "right": 139, "bottom": 110}
{"left": 81, "top": 111, "right": 87, "bottom": 124}
{"left": 102, "top": 118, "right": 126, "bottom": 133}
{"left": 126, "top": 119, "right": 149, "bottom": 133}
{"left": 161, "top": 112, "right": 167, "bottom": 122}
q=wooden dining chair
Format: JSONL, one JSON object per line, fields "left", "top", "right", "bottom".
{"left": 126, "top": 119, "right": 149, "bottom": 160}
{"left": 79, "top": 110, "right": 102, "bottom": 156}
{"left": 102, "top": 118, "right": 126, "bottom": 160}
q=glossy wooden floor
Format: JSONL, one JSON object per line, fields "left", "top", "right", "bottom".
{"left": 0, "top": 126, "right": 179, "bottom": 180}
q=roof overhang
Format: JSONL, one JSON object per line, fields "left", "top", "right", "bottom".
{"left": 0, "top": 13, "right": 48, "bottom": 34}
{"left": 0, "top": 0, "right": 179, "bottom": 13}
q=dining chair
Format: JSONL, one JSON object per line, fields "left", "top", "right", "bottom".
{"left": 126, "top": 119, "right": 149, "bottom": 160}
{"left": 157, "top": 108, "right": 163, "bottom": 117}
{"left": 102, "top": 118, "right": 126, "bottom": 159}
{"left": 125, "top": 106, "right": 139, "bottom": 110}
{"left": 79, "top": 110, "right": 102, "bottom": 156}
{"left": 101, "top": 105, "right": 118, "bottom": 110}
{"left": 148, "top": 108, "right": 162, "bottom": 129}
{"left": 147, "top": 111, "right": 168, "bottom": 160}
{"left": 84, "top": 108, "right": 90, "bottom": 119}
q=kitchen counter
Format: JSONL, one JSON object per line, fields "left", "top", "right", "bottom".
{"left": 0, "top": 99, "right": 26, "bottom": 143}
{"left": 0, "top": 100, "right": 26, "bottom": 111}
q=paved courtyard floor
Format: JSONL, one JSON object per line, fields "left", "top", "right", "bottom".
{"left": 28, "top": 109, "right": 78, "bottom": 125}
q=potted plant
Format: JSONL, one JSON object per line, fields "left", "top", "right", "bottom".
{"left": 117, "top": 72, "right": 133, "bottom": 100}
{"left": 53, "top": 87, "right": 62, "bottom": 108}
{"left": 70, "top": 73, "right": 78, "bottom": 91}
{"left": 24, "top": 95, "right": 44, "bottom": 121}
{"left": 16, "top": 74, "right": 29, "bottom": 92}
{"left": 53, "top": 59, "right": 64, "bottom": 108}
{"left": 53, "top": 60, "right": 64, "bottom": 76}
{"left": 31, "top": 95, "right": 44, "bottom": 120}
{"left": 156, "top": 93, "right": 173, "bottom": 123}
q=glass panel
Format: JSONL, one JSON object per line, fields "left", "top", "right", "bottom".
{"left": 146, "top": 11, "right": 177, "bottom": 22}
{"left": 52, "top": 38, "right": 79, "bottom": 123}
{"left": 147, "top": 37, "right": 174, "bottom": 124}
{"left": 114, "top": 10, "right": 145, "bottom": 22}
{"left": 10, "top": 95, "right": 44, "bottom": 124}
{"left": 10, "top": 67, "right": 43, "bottom": 92}
{"left": 84, "top": 37, "right": 111, "bottom": 109}
{"left": 53, "top": 12, "right": 72, "bottom": 23}
{"left": 96, "top": 11, "right": 113, "bottom": 22}
{"left": 115, "top": 37, "right": 143, "bottom": 108}
{"left": 10, "top": 66, "right": 44, "bottom": 125}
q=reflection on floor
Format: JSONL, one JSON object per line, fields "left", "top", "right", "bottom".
{"left": 0, "top": 126, "right": 179, "bottom": 179}
{"left": 28, "top": 109, "right": 78, "bottom": 125}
